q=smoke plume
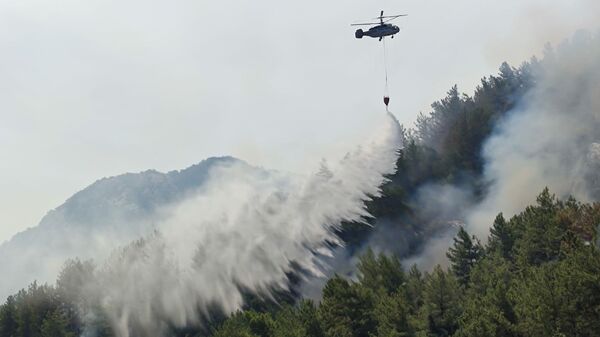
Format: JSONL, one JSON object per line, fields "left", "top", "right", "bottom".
{"left": 466, "top": 31, "right": 600, "bottom": 238}
{"left": 83, "top": 113, "right": 402, "bottom": 336}
{"left": 371, "top": 32, "right": 600, "bottom": 271}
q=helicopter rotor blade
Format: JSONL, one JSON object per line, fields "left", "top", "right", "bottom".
{"left": 383, "top": 15, "right": 407, "bottom": 23}
{"left": 350, "top": 22, "right": 380, "bottom": 26}
{"left": 352, "top": 13, "right": 406, "bottom": 26}
{"left": 374, "top": 14, "right": 408, "bottom": 19}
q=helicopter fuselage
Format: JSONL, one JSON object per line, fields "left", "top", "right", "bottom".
{"left": 355, "top": 24, "right": 399, "bottom": 39}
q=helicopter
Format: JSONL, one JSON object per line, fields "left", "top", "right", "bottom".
{"left": 352, "top": 11, "right": 407, "bottom": 41}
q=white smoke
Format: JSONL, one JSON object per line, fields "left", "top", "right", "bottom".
{"left": 84, "top": 113, "right": 402, "bottom": 336}
{"left": 466, "top": 31, "right": 600, "bottom": 238}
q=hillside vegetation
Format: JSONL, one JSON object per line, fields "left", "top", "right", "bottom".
{"left": 210, "top": 189, "right": 600, "bottom": 337}
{"left": 2, "top": 189, "right": 598, "bottom": 337}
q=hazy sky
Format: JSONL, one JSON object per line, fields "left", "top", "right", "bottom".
{"left": 1, "top": 0, "right": 599, "bottom": 242}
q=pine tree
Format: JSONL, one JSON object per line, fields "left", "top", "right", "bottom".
{"left": 318, "top": 277, "right": 354, "bottom": 337}
{"left": 212, "top": 312, "right": 258, "bottom": 337}
{"left": 318, "top": 276, "right": 376, "bottom": 337}
{"left": 0, "top": 296, "right": 18, "bottom": 337}
{"left": 515, "top": 188, "right": 566, "bottom": 266}
{"left": 446, "top": 227, "right": 484, "bottom": 286}
{"left": 271, "top": 305, "right": 311, "bottom": 337}
{"left": 487, "top": 213, "right": 514, "bottom": 259}
{"left": 455, "top": 256, "right": 516, "bottom": 337}
{"left": 405, "top": 265, "right": 424, "bottom": 314}
{"left": 512, "top": 246, "right": 600, "bottom": 337}
{"left": 357, "top": 249, "right": 405, "bottom": 295}
{"left": 41, "top": 310, "right": 74, "bottom": 337}
{"left": 296, "top": 300, "right": 324, "bottom": 337}
{"left": 418, "top": 266, "right": 462, "bottom": 337}
{"left": 374, "top": 292, "right": 414, "bottom": 337}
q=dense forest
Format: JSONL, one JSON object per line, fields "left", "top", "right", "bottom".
{"left": 2, "top": 189, "right": 599, "bottom": 337}
{"left": 2, "top": 43, "right": 600, "bottom": 337}
{"left": 342, "top": 58, "right": 535, "bottom": 252}
{"left": 210, "top": 189, "right": 600, "bottom": 337}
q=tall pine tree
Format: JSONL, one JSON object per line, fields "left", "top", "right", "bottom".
{"left": 446, "top": 227, "right": 484, "bottom": 286}
{"left": 487, "top": 213, "right": 515, "bottom": 259}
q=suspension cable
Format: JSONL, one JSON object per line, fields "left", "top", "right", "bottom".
{"left": 382, "top": 38, "right": 390, "bottom": 111}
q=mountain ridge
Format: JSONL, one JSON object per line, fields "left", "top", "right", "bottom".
{"left": 0, "top": 155, "right": 250, "bottom": 299}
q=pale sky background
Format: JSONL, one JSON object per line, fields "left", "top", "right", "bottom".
{"left": 1, "top": 0, "right": 599, "bottom": 243}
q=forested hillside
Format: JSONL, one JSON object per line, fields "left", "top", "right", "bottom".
{"left": 2, "top": 189, "right": 598, "bottom": 337}
{"left": 2, "top": 36, "right": 600, "bottom": 337}
{"left": 342, "top": 59, "right": 536, "bottom": 252}
{"left": 210, "top": 189, "right": 600, "bottom": 337}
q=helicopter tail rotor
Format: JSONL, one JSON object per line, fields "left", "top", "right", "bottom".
{"left": 355, "top": 29, "right": 364, "bottom": 39}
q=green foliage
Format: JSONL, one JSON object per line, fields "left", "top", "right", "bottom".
{"left": 374, "top": 291, "right": 414, "bottom": 337}
{"left": 357, "top": 249, "right": 406, "bottom": 295}
{"left": 511, "top": 246, "right": 600, "bottom": 337}
{"left": 405, "top": 265, "right": 424, "bottom": 314}
{"left": 271, "top": 305, "right": 310, "bottom": 337}
{"left": 446, "top": 227, "right": 484, "bottom": 286}
{"left": 40, "top": 310, "right": 73, "bottom": 337}
{"left": 0, "top": 296, "right": 17, "bottom": 337}
{"left": 487, "top": 213, "right": 514, "bottom": 259}
{"left": 212, "top": 312, "right": 259, "bottom": 337}
{"left": 455, "top": 256, "right": 516, "bottom": 337}
{"left": 0, "top": 262, "right": 111, "bottom": 337}
{"left": 318, "top": 276, "right": 376, "bottom": 337}
{"left": 513, "top": 188, "right": 568, "bottom": 266}
{"left": 15, "top": 282, "right": 60, "bottom": 337}
{"left": 210, "top": 301, "right": 324, "bottom": 337}
{"left": 417, "top": 266, "right": 462, "bottom": 337}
